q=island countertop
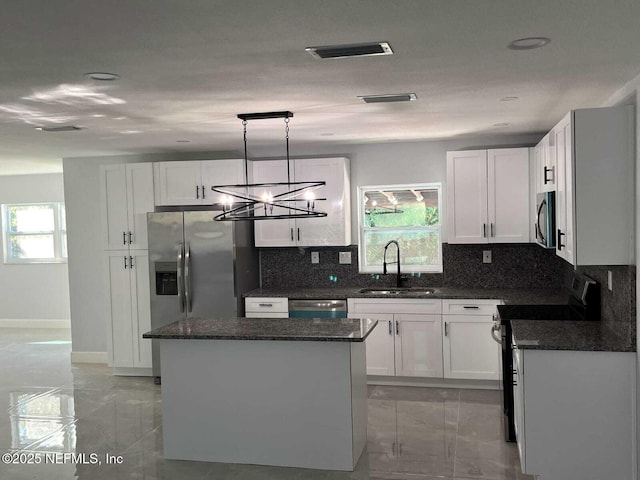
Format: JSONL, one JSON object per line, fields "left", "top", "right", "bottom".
{"left": 143, "top": 317, "right": 378, "bottom": 342}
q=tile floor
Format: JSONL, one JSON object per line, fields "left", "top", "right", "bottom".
{"left": 0, "top": 328, "right": 532, "bottom": 479}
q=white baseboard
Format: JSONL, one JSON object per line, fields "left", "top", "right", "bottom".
{"left": 367, "top": 375, "right": 501, "bottom": 390}
{"left": 70, "top": 351, "right": 108, "bottom": 364}
{"left": 0, "top": 319, "right": 71, "bottom": 329}
{"left": 113, "top": 367, "right": 153, "bottom": 377}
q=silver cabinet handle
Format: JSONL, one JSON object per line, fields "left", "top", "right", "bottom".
{"left": 201, "top": 185, "right": 205, "bottom": 199}
{"left": 491, "top": 223, "right": 495, "bottom": 237}
{"left": 185, "top": 242, "right": 192, "bottom": 313}
{"left": 396, "top": 320, "right": 399, "bottom": 335}
{"left": 491, "top": 323, "right": 502, "bottom": 344}
{"left": 463, "top": 306, "right": 479, "bottom": 309}
{"left": 177, "top": 243, "right": 185, "bottom": 313}
{"left": 128, "top": 231, "right": 132, "bottom": 244}
{"left": 259, "top": 303, "right": 273, "bottom": 307}
{"left": 483, "top": 223, "right": 487, "bottom": 238}
{"left": 129, "top": 256, "right": 134, "bottom": 268}
{"left": 290, "top": 228, "right": 294, "bottom": 241}
{"left": 388, "top": 320, "right": 392, "bottom": 335}
{"left": 123, "top": 256, "right": 127, "bottom": 269}
{"left": 123, "top": 232, "right": 127, "bottom": 245}
{"left": 196, "top": 185, "right": 200, "bottom": 199}
{"left": 297, "top": 228, "right": 300, "bottom": 241}
{"left": 444, "top": 322, "right": 448, "bottom": 336}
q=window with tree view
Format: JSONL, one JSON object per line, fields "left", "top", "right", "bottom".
{"left": 2, "top": 203, "right": 67, "bottom": 264}
{"left": 358, "top": 184, "right": 442, "bottom": 273}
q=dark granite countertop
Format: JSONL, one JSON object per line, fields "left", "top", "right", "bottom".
{"left": 511, "top": 320, "right": 635, "bottom": 352}
{"left": 143, "top": 317, "right": 378, "bottom": 342}
{"left": 244, "top": 287, "right": 567, "bottom": 304}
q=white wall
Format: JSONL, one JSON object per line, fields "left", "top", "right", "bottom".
{"left": 63, "top": 135, "right": 540, "bottom": 354}
{"left": 604, "top": 70, "right": 640, "bottom": 476}
{"left": 0, "top": 174, "right": 70, "bottom": 325}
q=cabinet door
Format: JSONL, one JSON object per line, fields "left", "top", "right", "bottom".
{"left": 105, "top": 252, "right": 134, "bottom": 368}
{"left": 126, "top": 164, "right": 154, "bottom": 250}
{"left": 512, "top": 347, "right": 526, "bottom": 472}
{"left": 446, "top": 150, "right": 489, "bottom": 244}
{"left": 130, "top": 252, "right": 152, "bottom": 368}
{"left": 348, "top": 312, "right": 395, "bottom": 375}
{"left": 541, "top": 132, "right": 556, "bottom": 192}
{"left": 201, "top": 159, "right": 245, "bottom": 204}
{"left": 154, "top": 161, "right": 202, "bottom": 206}
{"left": 487, "top": 148, "right": 530, "bottom": 243}
{"left": 442, "top": 315, "right": 500, "bottom": 380}
{"left": 251, "top": 159, "right": 296, "bottom": 246}
{"left": 554, "top": 113, "right": 575, "bottom": 264}
{"left": 394, "top": 314, "right": 443, "bottom": 377}
{"left": 294, "top": 157, "right": 350, "bottom": 247}
{"left": 100, "top": 165, "right": 129, "bottom": 250}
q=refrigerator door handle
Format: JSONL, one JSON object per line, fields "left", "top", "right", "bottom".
{"left": 185, "top": 242, "right": 193, "bottom": 313}
{"left": 177, "top": 243, "right": 185, "bottom": 313}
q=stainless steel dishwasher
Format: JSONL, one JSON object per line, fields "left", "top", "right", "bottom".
{"left": 288, "top": 299, "right": 347, "bottom": 318}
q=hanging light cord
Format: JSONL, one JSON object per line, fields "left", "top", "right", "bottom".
{"left": 285, "top": 117, "right": 291, "bottom": 185}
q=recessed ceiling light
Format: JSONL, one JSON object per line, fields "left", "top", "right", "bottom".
{"left": 84, "top": 72, "right": 120, "bottom": 81}
{"left": 493, "top": 123, "right": 510, "bottom": 127}
{"left": 359, "top": 93, "right": 417, "bottom": 103}
{"left": 35, "top": 125, "right": 83, "bottom": 132}
{"left": 508, "top": 37, "right": 550, "bottom": 50}
{"left": 91, "top": 114, "right": 106, "bottom": 118}
{"left": 306, "top": 42, "right": 393, "bottom": 59}
{"left": 500, "top": 96, "right": 519, "bottom": 102}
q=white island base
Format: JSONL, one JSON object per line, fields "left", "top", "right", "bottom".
{"left": 160, "top": 338, "right": 368, "bottom": 471}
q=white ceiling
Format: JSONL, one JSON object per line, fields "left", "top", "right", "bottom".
{"left": 1, "top": 0, "right": 639, "bottom": 175}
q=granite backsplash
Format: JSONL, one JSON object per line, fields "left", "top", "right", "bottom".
{"left": 259, "top": 243, "right": 636, "bottom": 347}
{"left": 259, "top": 243, "right": 566, "bottom": 290}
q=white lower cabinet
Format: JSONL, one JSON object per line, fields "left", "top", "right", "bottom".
{"left": 441, "top": 299, "right": 501, "bottom": 380}
{"left": 244, "top": 297, "right": 289, "bottom": 318}
{"left": 105, "top": 251, "right": 152, "bottom": 370}
{"left": 513, "top": 343, "right": 635, "bottom": 480}
{"left": 348, "top": 298, "right": 443, "bottom": 378}
{"left": 349, "top": 298, "right": 500, "bottom": 381}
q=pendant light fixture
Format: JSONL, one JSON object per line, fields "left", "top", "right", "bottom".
{"left": 211, "top": 111, "right": 327, "bottom": 221}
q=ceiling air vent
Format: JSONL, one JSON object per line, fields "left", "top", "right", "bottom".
{"left": 306, "top": 42, "right": 393, "bottom": 59}
{"left": 359, "top": 93, "right": 417, "bottom": 103}
{"left": 36, "top": 125, "right": 83, "bottom": 132}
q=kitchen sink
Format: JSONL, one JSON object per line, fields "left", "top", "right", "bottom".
{"left": 358, "top": 288, "right": 435, "bottom": 295}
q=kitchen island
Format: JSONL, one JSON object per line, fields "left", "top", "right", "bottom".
{"left": 143, "top": 316, "right": 378, "bottom": 471}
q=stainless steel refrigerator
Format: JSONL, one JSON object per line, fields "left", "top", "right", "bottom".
{"left": 147, "top": 211, "right": 259, "bottom": 380}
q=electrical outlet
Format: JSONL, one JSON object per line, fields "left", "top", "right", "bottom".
{"left": 483, "top": 250, "right": 492, "bottom": 263}
{"left": 339, "top": 251, "right": 352, "bottom": 264}
{"left": 311, "top": 251, "right": 319, "bottom": 264}
{"left": 608, "top": 270, "right": 613, "bottom": 291}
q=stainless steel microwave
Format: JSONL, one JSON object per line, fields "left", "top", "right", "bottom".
{"left": 535, "top": 191, "right": 555, "bottom": 248}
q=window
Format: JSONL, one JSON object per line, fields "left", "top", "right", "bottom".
{"left": 358, "top": 183, "right": 442, "bottom": 273}
{"left": 2, "top": 203, "right": 67, "bottom": 264}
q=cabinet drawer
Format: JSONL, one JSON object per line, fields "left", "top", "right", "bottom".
{"left": 347, "top": 298, "right": 441, "bottom": 315}
{"left": 245, "top": 297, "right": 288, "bottom": 313}
{"left": 442, "top": 299, "right": 501, "bottom": 316}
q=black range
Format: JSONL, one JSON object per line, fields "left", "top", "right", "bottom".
{"left": 494, "top": 272, "right": 600, "bottom": 442}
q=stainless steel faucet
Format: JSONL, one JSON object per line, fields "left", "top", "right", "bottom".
{"left": 383, "top": 240, "right": 406, "bottom": 288}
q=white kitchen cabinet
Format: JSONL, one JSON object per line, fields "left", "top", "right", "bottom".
{"left": 441, "top": 299, "right": 501, "bottom": 380}
{"left": 513, "top": 344, "right": 635, "bottom": 480}
{"left": 348, "top": 298, "right": 443, "bottom": 378}
{"left": 552, "top": 106, "right": 632, "bottom": 266}
{"left": 104, "top": 251, "right": 152, "bottom": 370}
{"left": 100, "top": 163, "right": 154, "bottom": 251}
{"left": 153, "top": 159, "right": 244, "bottom": 206}
{"left": 244, "top": 297, "right": 289, "bottom": 318}
{"left": 533, "top": 132, "right": 555, "bottom": 194}
{"left": 447, "top": 148, "right": 529, "bottom": 244}
{"left": 252, "top": 157, "right": 351, "bottom": 247}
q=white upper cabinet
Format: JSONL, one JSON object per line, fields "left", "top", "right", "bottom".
{"left": 154, "top": 159, "right": 244, "bottom": 206}
{"left": 553, "top": 106, "right": 633, "bottom": 266}
{"left": 533, "top": 132, "right": 555, "bottom": 194}
{"left": 100, "top": 163, "right": 154, "bottom": 251}
{"left": 447, "top": 148, "right": 529, "bottom": 244}
{"left": 252, "top": 157, "right": 351, "bottom": 247}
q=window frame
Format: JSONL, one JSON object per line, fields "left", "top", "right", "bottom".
{"left": 1, "top": 202, "right": 68, "bottom": 264}
{"left": 357, "top": 183, "right": 443, "bottom": 274}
